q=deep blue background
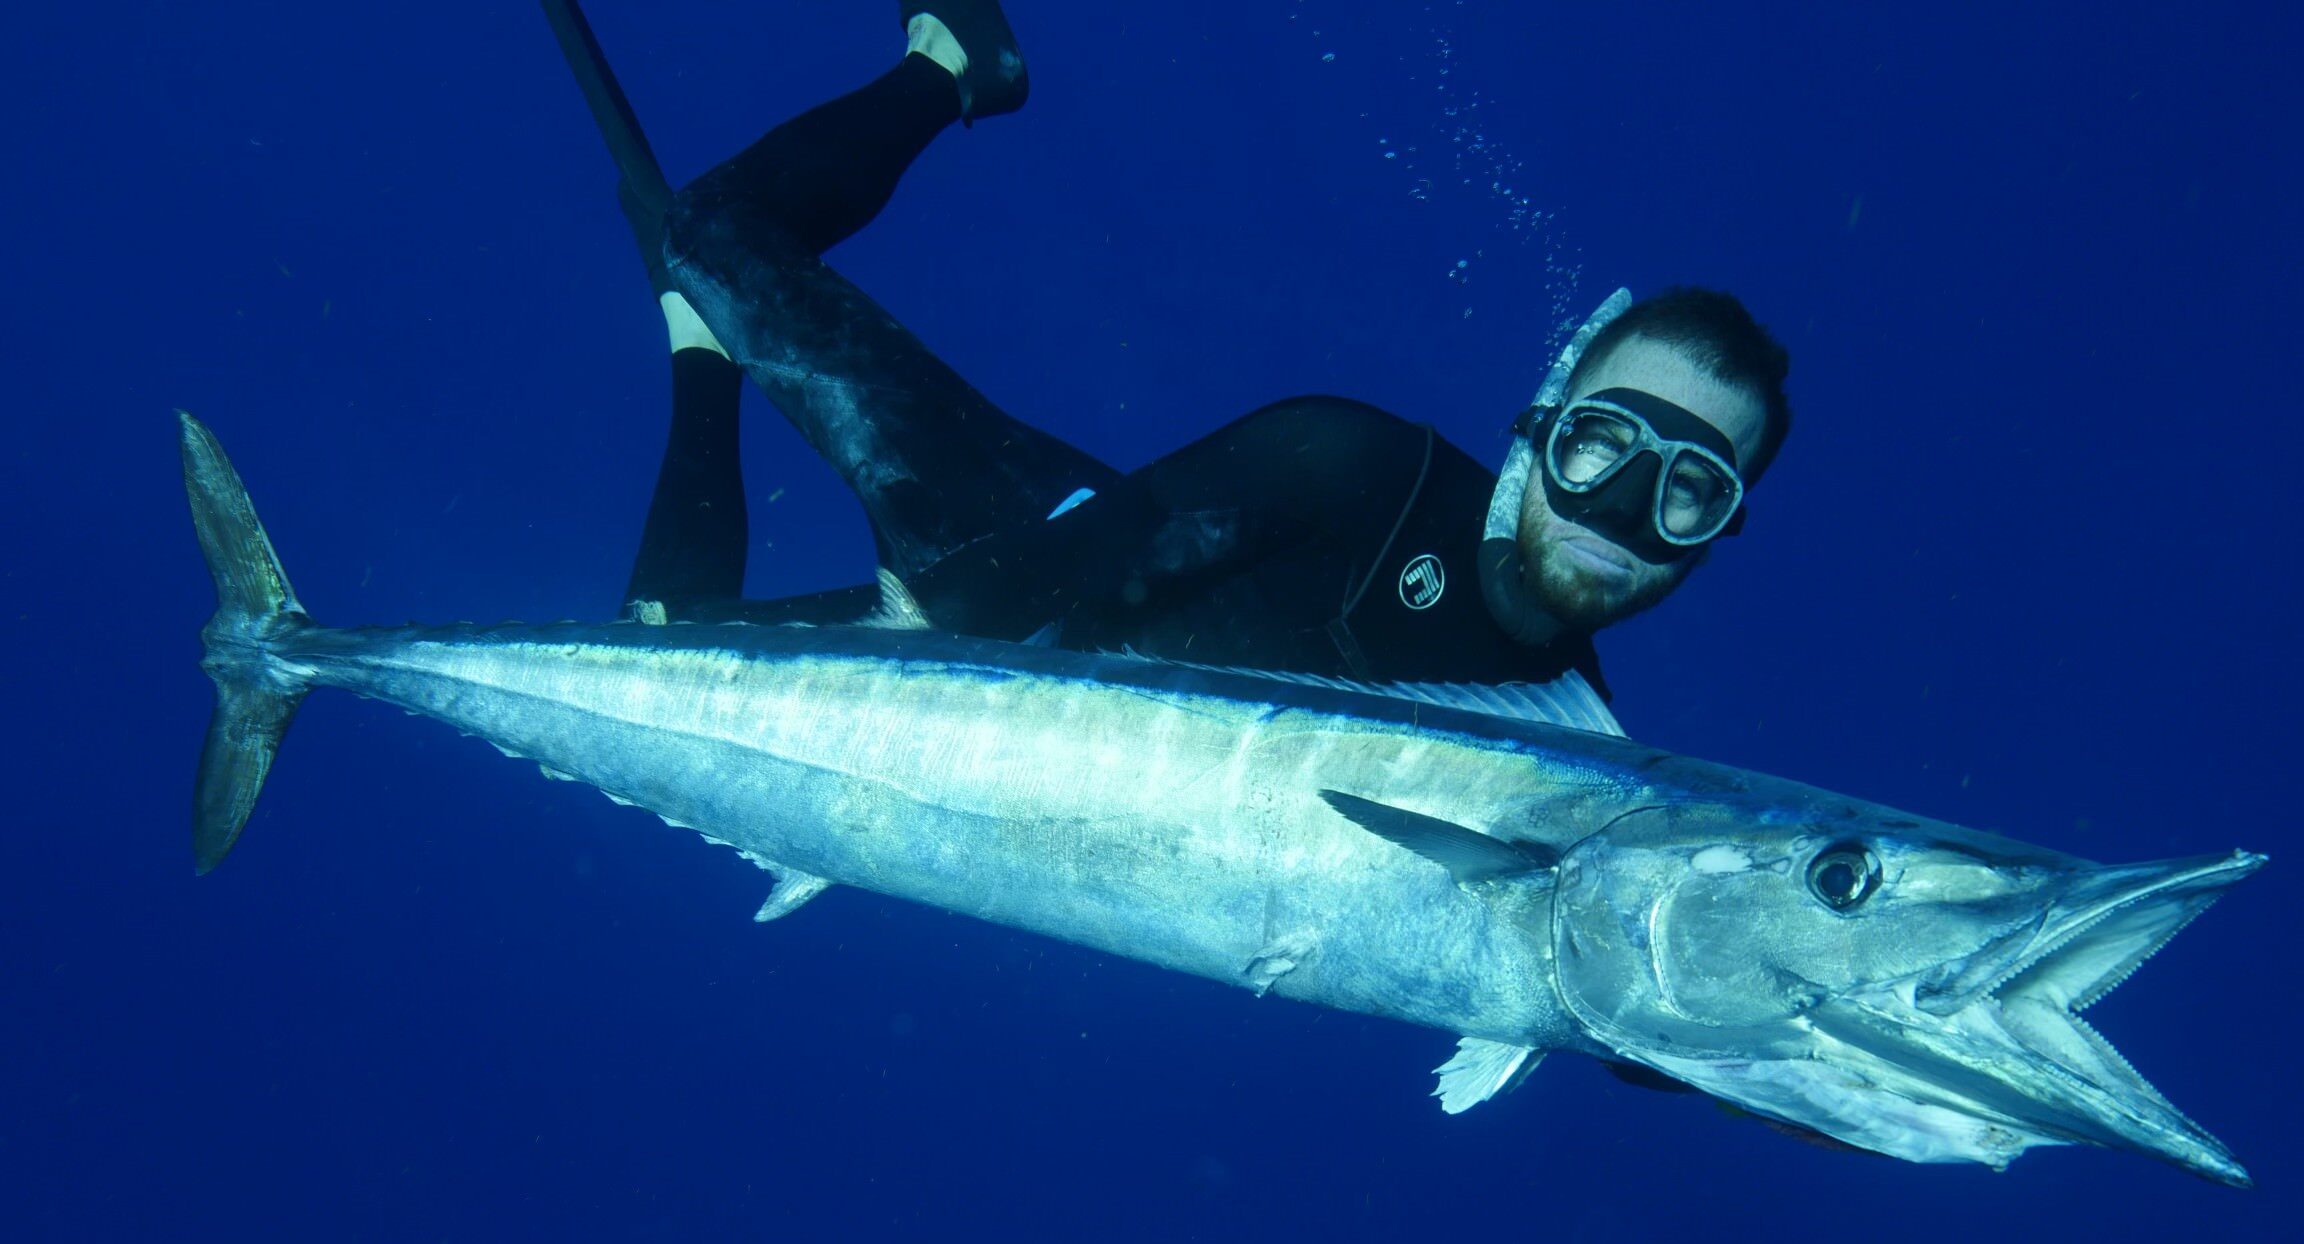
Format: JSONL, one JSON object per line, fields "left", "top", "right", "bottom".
{"left": 7, "top": 1, "right": 2299, "bottom": 1238}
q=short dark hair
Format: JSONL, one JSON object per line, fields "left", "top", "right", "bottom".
{"left": 1567, "top": 287, "right": 1793, "bottom": 483}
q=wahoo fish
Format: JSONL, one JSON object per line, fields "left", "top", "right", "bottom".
{"left": 180, "top": 413, "right": 2262, "bottom": 1184}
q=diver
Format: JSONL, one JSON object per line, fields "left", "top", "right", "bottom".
{"left": 540, "top": 0, "right": 1793, "bottom": 693}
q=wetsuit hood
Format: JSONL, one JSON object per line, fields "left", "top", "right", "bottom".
{"left": 1479, "top": 287, "right": 1632, "bottom": 643}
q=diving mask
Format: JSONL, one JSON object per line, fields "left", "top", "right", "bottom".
{"left": 1520, "top": 387, "right": 1746, "bottom": 562}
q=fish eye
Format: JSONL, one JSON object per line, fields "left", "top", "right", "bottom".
{"left": 1805, "top": 842, "right": 1882, "bottom": 911}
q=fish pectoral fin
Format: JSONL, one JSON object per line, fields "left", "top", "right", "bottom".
{"left": 753, "top": 868, "right": 832, "bottom": 922}
{"left": 1243, "top": 930, "right": 1320, "bottom": 996}
{"left": 1432, "top": 1037, "right": 1543, "bottom": 1114}
{"left": 1319, "top": 791, "right": 1556, "bottom": 884}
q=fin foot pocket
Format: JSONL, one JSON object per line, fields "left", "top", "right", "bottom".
{"left": 901, "top": 1, "right": 1029, "bottom": 123}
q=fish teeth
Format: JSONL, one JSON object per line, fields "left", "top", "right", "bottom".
{"left": 1981, "top": 909, "right": 2108, "bottom": 1002}
{"left": 1984, "top": 891, "right": 2205, "bottom": 1014}
{"left": 2073, "top": 904, "right": 2210, "bottom": 1014}
{"left": 2061, "top": 1006, "right": 2216, "bottom": 1132}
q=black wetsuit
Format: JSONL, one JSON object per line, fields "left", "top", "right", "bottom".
{"left": 616, "top": 49, "right": 1603, "bottom": 691}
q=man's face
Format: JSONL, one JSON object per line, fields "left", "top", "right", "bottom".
{"left": 1515, "top": 335, "right": 1768, "bottom": 631}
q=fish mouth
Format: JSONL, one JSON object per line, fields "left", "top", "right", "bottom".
{"left": 1904, "top": 849, "right": 2266, "bottom": 1186}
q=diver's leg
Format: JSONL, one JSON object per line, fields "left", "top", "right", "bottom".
{"left": 664, "top": 194, "right": 1118, "bottom": 582}
{"left": 609, "top": 147, "right": 756, "bottom": 609}
{"left": 674, "top": 0, "right": 1029, "bottom": 251}
{"left": 553, "top": 0, "right": 1107, "bottom": 592}
{"left": 623, "top": 342, "right": 748, "bottom": 608}
{"left": 544, "top": 0, "right": 753, "bottom": 611}
{"left": 678, "top": 52, "right": 960, "bottom": 258}
{"left": 663, "top": 7, "right": 1117, "bottom": 582}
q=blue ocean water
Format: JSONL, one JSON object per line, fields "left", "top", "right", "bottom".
{"left": 7, "top": 0, "right": 2299, "bottom": 1237}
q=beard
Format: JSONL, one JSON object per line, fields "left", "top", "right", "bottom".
{"left": 1517, "top": 497, "right": 1696, "bottom": 633}
{"left": 1524, "top": 542, "right": 1683, "bottom": 630}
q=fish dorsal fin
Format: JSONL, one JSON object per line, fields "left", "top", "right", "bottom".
{"left": 1320, "top": 791, "right": 1557, "bottom": 883}
{"left": 860, "top": 567, "right": 932, "bottom": 630}
{"left": 1412, "top": 673, "right": 1622, "bottom": 737}
{"left": 1116, "top": 652, "right": 1624, "bottom": 738}
{"left": 1432, "top": 1037, "right": 1543, "bottom": 1114}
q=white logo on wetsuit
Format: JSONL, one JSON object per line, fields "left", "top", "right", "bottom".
{"left": 1398, "top": 554, "right": 1445, "bottom": 610}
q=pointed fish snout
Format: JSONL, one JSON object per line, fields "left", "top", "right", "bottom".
{"left": 1918, "top": 849, "right": 2265, "bottom": 1016}
{"left": 2045, "top": 850, "right": 2266, "bottom": 927}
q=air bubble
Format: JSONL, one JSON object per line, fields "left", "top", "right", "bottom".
{"left": 1289, "top": 3, "right": 1583, "bottom": 323}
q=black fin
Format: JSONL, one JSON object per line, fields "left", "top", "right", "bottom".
{"left": 1319, "top": 791, "right": 1555, "bottom": 883}
{"left": 539, "top": 1, "right": 671, "bottom": 217}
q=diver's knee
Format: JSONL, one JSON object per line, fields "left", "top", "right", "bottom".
{"left": 660, "top": 182, "right": 719, "bottom": 269}
{"left": 662, "top": 180, "right": 814, "bottom": 286}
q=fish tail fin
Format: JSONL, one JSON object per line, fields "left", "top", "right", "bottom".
{"left": 179, "top": 411, "right": 314, "bottom": 874}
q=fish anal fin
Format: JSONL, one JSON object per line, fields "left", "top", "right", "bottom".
{"left": 1433, "top": 1037, "right": 1542, "bottom": 1114}
{"left": 1319, "top": 790, "right": 1555, "bottom": 884}
{"left": 1243, "top": 930, "right": 1319, "bottom": 996}
{"left": 754, "top": 868, "right": 832, "bottom": 922}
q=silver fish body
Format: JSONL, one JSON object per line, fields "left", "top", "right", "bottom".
{"left": 278, "top": 617, "right": 1631, "bottom": 1050}
{"left": 180, "top": 413, "right": 2263, "bottom": 1185}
